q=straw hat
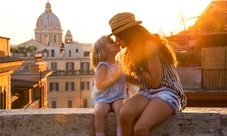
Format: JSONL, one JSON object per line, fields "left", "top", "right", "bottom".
{"left": 108, "top": 12, "right": 142, "bottom": 36}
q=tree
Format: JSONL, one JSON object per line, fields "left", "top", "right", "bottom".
{"left": 197, "top": 11, "right": 227, "bottom": 33}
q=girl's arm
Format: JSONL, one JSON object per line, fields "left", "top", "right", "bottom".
{"left": 95, "top": 64, "right": 122, "bottom": 90}
{"left": 137, "top": 41, "right": 161, "bottom": 88}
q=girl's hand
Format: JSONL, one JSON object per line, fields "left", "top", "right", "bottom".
{"left": 108, "top": 71, "right": 122, "bottom": 85}
{"left": 114, "top": 71, "right": 122, "bottom": 78}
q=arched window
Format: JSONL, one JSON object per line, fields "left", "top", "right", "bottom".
{"left": 69, "top": 50, "right": 71, "bottom": 57}
{"left": 44, "top": 35, "right": 48, "bottom": 45}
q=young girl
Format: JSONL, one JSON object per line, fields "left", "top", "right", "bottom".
{"left": 90, "top": 35, "right": 125, "bottom": 136}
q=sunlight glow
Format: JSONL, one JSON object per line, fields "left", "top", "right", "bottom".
{"left": 0, "top": 0, "right": 211, "bottom": 44}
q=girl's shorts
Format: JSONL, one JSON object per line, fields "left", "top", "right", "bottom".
{"left": 137, "top": 87, "right": 180, "bottom": 114}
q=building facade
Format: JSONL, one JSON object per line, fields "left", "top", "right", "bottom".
{"left": 0, "top": 36, "right": 24, "bottom": 109}
{"left": 11, "top": 53, "right": 53, "bottom": 109}
{"left": 15, "top": 2, "right": 94, "bottom": 108}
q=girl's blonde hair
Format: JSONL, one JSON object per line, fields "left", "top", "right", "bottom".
{"left": 90, "top": 35, "right": 108, "bottom": 70}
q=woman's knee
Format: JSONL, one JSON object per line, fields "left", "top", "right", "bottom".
{"left": 134, "top": 124, "right": 149, "bottom": 136}
{"left": 119, "top": 106, "right": 134, "bottom": 122}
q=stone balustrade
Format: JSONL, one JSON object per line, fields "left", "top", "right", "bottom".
{"left": 0, "top": 108, "right": 227, "bottom": 136}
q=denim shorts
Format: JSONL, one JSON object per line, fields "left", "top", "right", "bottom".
{"left": 137, "top": 87, "right": 180, "bottom": 114}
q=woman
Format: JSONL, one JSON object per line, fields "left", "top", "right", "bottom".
{"left": 108, "top": 12, "right": 187, "bottom": 136}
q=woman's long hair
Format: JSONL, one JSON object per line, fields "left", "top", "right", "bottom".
{"left": 115, "top": 25, "right": 178, "bottom": 75}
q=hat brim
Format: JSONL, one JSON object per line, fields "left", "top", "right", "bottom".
{"left": 108, "top": 21, "right": 142, "bottom": 36}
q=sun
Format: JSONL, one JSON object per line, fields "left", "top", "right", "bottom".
{"left": 134, "top": 0, "right": 211, "bottom": 36}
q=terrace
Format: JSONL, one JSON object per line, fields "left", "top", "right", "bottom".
{"left": 0, "top": 108, "right": 227, "bottom": 136}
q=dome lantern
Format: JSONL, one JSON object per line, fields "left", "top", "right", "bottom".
{"left": 45, "top": 1, "right": 52, "bottom": 12}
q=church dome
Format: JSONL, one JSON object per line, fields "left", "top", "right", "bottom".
{"left": 65, "top": 30, "right": 73, "bottom": 43}
{"left": 66, "top": 30, "right": 72, "bottom": 35}
{"left": 36, "top": 2, "right": 61, "bottom": 28}
{"left": 34, "top": 2, "right": 63, "bottom": 46}
{"left": 66, "top": 30, "right": 72, "bottom": 36}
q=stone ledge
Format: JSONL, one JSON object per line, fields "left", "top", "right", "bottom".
{"left": 0, "top": 108, "right": 227, "bottom": 136}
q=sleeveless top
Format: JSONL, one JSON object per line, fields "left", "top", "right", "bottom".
{"left": 92, "top": 61, "right": 126, "bottom": 106}
{"left": 137, "top": 57, "right": 187, "bottom": 111}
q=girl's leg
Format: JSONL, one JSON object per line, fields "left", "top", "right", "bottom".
{"left": 112, "top": 99, "right": 124, "bottom": 136}
{"left": 112, "top": 99, "right": 123, "bottom": 126}
{"left": 134, "top": 99, "right": 173, "bottom": 136}
{"left": 94, "top": 102, "right": 111, "bottom": 135}
{"left": 119, "top": 95, "right": 150, "bottom": 136}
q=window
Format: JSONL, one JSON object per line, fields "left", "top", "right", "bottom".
{"left": 51, "top": 100, "right": 57, "bottom": 108}
{"left": 66, "top": 62, "right": 74, "bottom": 70}
{"left": 51, "top": 62, "right": 57, "bottom": 72}
{"left": 69, "top": 50, "right": 71, "bottom": 57}
{"left": 82, "top": 99, "right": 88, "bottom": 108}
{"left": 81, "top": 62, "right": 89, "bottom": 74}
{"left": 66, "top": 82, "right": 74, "bottom": 91}
{"left": 84, "top": 51, "right": 90, "bottom": 57}
{"left": 75, "top": 49, "right": 79, "bottom": 58}
{"left": 51, "top": 50, "right": 55, "bottom": 57}
{"left": 50, "top": 82, "right": 59, "bottom": 91}
{"left": 0, "top": 86, "right": 6, "bottom": 109}
{"left": 81, "top": 81, "right": 89, "bottom": 90}
{"left": 43, "top": 49, "right": 49, "bottom": 57}
{"left": 81, "top": 62, "right": 89, "bottom": 70}
{"left": 66, "top": 62, "right": 74, "bottom": 75}
{"left": 44, "top": 35, "right": 48, "bottom": 44}
{"left": 54, "top": 35, "right": 56, "bottom": 43}
{"left": 67, "top": 99, "right": 73, "bottom": 108}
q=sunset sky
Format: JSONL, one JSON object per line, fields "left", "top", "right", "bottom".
{"left": 0, "top": 0, "right": 211, "bottom": 45}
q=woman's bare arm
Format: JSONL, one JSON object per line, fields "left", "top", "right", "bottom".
{"left": 139, "top": 41, "right": 161, "bottom": 88}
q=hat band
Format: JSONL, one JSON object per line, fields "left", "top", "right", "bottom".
{"left": 111, "top": 21, "right": 134, "bottom": 32}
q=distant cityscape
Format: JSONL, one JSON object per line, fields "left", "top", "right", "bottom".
{"left": 1, "top": 0, "right": 227, "bottom": 110}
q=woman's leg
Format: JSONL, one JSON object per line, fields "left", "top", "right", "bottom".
{"left": 134, "top": 99, "right": 174, "bottom": 136}
{"left": 112, "top": 99, "right": 124, "bottom": 136}
{"left": 94, "top": 102, "right": 111, "bottom": 134}
{"left": 119, "top": 95, "right": 150, "bottom": 136}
